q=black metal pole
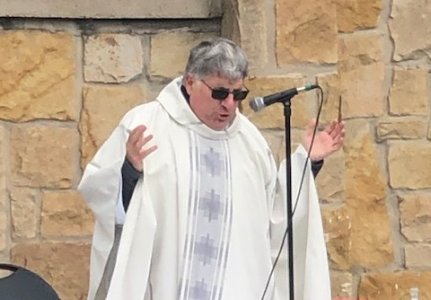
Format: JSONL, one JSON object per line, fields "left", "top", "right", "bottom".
{"left": 283, "top": 99, "right": 294, "bottom": 300}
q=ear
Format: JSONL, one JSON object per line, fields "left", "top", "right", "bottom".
{"left": 184, "top": 74, "right": 195, "bottom": 95}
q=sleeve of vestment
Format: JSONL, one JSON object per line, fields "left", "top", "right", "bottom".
{"left": 77, "top": 120, "right": 129, "bottom": 300}
{"left": 270, "top": 145, "right": 331, "bottom": 300}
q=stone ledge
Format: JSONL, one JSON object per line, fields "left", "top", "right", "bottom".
{"left": 0, "top": 0, "right": 222, "bottom": 19}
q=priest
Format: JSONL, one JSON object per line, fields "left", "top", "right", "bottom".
{"left": 78, "top": 37, "right": 345, "bottom": 300}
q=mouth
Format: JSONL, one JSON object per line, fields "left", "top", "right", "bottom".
{"left": 220, "top": 112, "right": 230, "bottom": 117}
{"left": 219, "top": 113, "right": 230, "bottom": 121}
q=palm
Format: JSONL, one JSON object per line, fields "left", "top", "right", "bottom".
{"left": 302, "top": 119, "right": 345, "bottom": 161}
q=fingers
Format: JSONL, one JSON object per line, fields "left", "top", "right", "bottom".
{"left": 335, "top": 121, "right": 346, "bottom": 140}
{"left": 331, "top": 121, "right": 345, "bottom": 150}
{"left": 134, "top": 133, "right": 154, "bottom": 151}
{"left": 135, "top": 133, "right": 157, "bottom": 159}
{"left": 326, "top": 119, "right": 345, "bottom": 138}
{"left": 128, "top": 125, "right": 147, "bottom": 144}
{"left": 140, "top": 145, "right": 158, "bottom": 159}
{"left": 127, "top": 125, "right": 154, "bottom": 149}
{"left": 323, "top": 121, "right": 337, "bottom": 139}
{"left": 332, "top": 137, "right": 344, "bottom": 150}
{"left": 126, "top": 125, "right": 158, "bottom": 171}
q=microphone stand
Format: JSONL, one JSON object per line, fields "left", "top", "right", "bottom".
{"left": 283, "top": 96, "right": 294, "bottom": 300}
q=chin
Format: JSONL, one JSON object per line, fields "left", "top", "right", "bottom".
{"left": 211, "top": 125, "right": 226, "bottom": 131}
{"left": 206, "top": 117, "right": 233, "bottom": 131}
{"left": 209, "top": 122, "right": 228, "bottom": 131}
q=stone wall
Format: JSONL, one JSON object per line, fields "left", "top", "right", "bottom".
{"left": 0, "top": 0, "right": 431, "bottom": 299}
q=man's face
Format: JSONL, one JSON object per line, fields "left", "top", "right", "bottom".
{"left": 185, "top": 75, "right": 246, "bottom": 131}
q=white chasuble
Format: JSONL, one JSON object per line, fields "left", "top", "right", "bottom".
{"left": 78, "top": 77, "right": 331, "bottom": 300}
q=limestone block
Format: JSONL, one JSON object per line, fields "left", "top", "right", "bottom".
{"left": 377, "top": 117, "right": 427, "bottom": 141}
{"left": 405, "top": 244, "right": 431, "bottom": 268}
{"left": 316, "top": 72, "right": 343, "bottom": 124}
{"left": 388, "top": 141, "right": 431, "bottom": 189}
{"left": 330, "top": 271, "right": 353, "bottom": 299}
{"left": 322, "top": 207, "right": 352, "bottom": 270}
{"left": 0, "top": 125, "right": 7, "bottom": 252}
{"left": 242, "top": 76, "right": 312, "bottom": 129}
{"left": 41, "top": 190, "right": 94, "bottom": 237}
{"left": 0, "top": 30, "right": 76, "bottom": 122}
{"left": 10, "top": 126, "right": 78, "bottom": 188}
{"left": 343, "top": 120, "right": 393, "bottom": 268}
{"left": 84, "top": 34, "right": 144, "bottom": 83}
{"left": 0, "top": 204, "right": 6, "bottom": 252}
{"left": 0, "top": 252, "right": 9, "bottom": 265}
{"left": 338, "top": 34, "right": 385, "bottom": 118}
{"left": 399, "top": 193, "right": 431, "bottom": 242}
{"left": 0, "top": 0, "right": 222, "bottom": 19}
{"left": 316, "top": 150, "right": 346, "bottom": 204}
{"left": 150, "top": 30, "right": 217, "bottom": 78}
{"left": 389, "top": 68, "right": 429, "bottom": 116}
{"left": 80, "top": 84, "right": 146, "bottom": 169}
{"left": 276, "top": 0, "right": 338, "bottom": 64}
{"left": 336, "top": 0, "right": 382, "bottom": 33}
{"left": 10, "top": 188, "right": 38, "bottom": 239}
{"left": 147, "top": 81, "right": 172, "bottom": 101}
{"left": 11, "top": 242, "right": 91, "bottom": 300}
{"left": 222, "top": 0, "right": 268, "bottom": 70}
{"left": 390, "top": 0, "right": 431, "bottom": 61}
{"left": 359, "top": 271, "right": 431, "bottom": 300}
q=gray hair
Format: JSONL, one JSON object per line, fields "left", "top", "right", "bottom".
{"left": 184, "top": 37, "right": 249, "bottom": 82}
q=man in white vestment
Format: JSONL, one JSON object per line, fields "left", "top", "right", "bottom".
{"left": 78, "top": 38, "right": 345, "bottom": 300}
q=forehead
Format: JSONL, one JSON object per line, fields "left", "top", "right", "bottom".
{"left": 202, "top": 75, "right": 244, "bottom": 88}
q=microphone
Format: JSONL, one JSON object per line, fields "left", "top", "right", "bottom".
{"left": 249, "top": 84, "right": 319, "bottom": 112}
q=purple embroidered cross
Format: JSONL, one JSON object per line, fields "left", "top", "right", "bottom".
{"left": 194, "top": 234, "right": 219, "bottom": 266}
{"left": 190, "top": 278, "right": 211, "bottom": 300}
{"left": 202, "top": 147, "right": 224, "bottom": 177}
{"left": 199, "top": 189, "right": 223, "bottom": 222}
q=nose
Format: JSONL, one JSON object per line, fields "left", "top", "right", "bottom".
{"left": 221, "top": 93, "right": 236, "bottom": 108}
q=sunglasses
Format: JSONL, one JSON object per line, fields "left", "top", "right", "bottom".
{"left": 201, "top": 80, "right": 249, "bottom": 101}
